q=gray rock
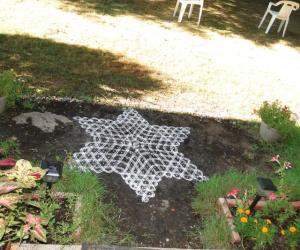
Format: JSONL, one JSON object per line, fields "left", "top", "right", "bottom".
{"left": 13, "top": 112, "right": 73, "bottom": 133}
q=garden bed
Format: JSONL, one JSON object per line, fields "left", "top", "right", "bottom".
{"left": 1, "top": 192, "right": 80, "bottom": 249}
{"left": 218, "top": 198, "right": 300, "bottom": 247}
{"left": 0, "top": 99, "right": 266, "bottom": 248}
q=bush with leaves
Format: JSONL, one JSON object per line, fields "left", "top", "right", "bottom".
{"left": 255, "top": 100, "right": 298, "bottom": 140}
{"left": 0, "top": 70, "right": 31, "bottom": 108}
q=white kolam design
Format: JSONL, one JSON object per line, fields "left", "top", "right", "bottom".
{"left": 72, "top": 109, "right": 208, "bottom": 202}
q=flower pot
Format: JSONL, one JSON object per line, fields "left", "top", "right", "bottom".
{"left": 0, "top": 96, "right": 6, "bottom": 114}
{"left": 259, "top": 121, "right": 281, "bottom": 143}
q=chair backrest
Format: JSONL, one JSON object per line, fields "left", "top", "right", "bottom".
{"left": 277, "top": 1, "right": 300, "bottom": 19}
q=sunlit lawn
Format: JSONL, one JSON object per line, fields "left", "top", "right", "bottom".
{"left": 0, "top": 0, "right": 299, "bottom": 119}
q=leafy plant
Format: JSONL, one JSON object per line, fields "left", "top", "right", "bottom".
{"left": 0, "top": 159, "right": 52, "bottom": 244}
{"left": 231, "top": 188, "right": 300, "bottom": 249}
{"left": 255, "top": 100, "right": 298, "bottom": 140}
{"left": 270, "top": 154, "right": 294, "bottom": 197}
{"left": 0, "top": 70, "right": 31, "bottom": 108}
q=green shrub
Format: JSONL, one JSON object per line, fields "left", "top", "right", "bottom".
{"left": 255, "top": 100, "right": 298, "bottom": 140}
{"left": 0, "top": 70, "right": 31, "bottom": 108}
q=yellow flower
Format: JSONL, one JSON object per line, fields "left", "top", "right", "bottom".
{"left": 245, "top": 209, "right": 250, "bottom": 215}
{"left": 266, "top": 219, "right": 272, "bottom": 225}
{"left": 280, "top": 229, "right": 285, "bottom": 236}
{"left": 289, "top": 226, "right": 297, "bottom": 233}
{"left": 240, "top": 217, "right": 248, "bottom": 223}
{"left": 261, "top": 226, "right": 268, "bottom": 233}
{"left": 237, "top": 208, "right": 244, "bottom": 214}
{"left": 253, "top": 219, "right": 258, "bottom": 224}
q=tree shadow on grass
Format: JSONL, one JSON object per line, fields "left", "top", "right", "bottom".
{"left": 60, "top": 0, "right": 300, "bottom": 48}
{"left": 0, "top": 33, "right": 164, "bottom": 100}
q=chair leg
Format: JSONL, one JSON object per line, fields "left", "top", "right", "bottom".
{"left": 277, "top": 20, "right": 285, "bottom": 33}
{"left": 188, "top": 4, "right": 194, "bottom": 18}
{"left": 197, "top": 3, "right": 204, "bottom": 25}
{"left": 178, "top": 3, "right": 188, "bottom": 23}
{"left": 258, "top": 10, "right": 268, "bottom": 29}
{"left": 173, "top": 0, "right": 180, "bottom": 17}
{"left": 265, "top": 15, "right": 276, "bottom": 34}
{"left": 282, "top": 18, "right": 289, "bottom": 37}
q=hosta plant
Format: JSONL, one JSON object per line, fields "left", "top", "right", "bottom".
{"left": 0, "top": 159, "right": 59, "bottom": 244}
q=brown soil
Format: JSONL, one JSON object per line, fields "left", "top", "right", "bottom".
{"left": 0, "top": 100, "right": 266, "bottom": 248}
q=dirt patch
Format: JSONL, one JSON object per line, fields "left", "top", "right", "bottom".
{"left": 0, "top": 100, "right": 265, "bottom": 247}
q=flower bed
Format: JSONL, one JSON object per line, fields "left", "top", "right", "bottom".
{"left": 219, "top": 195, "right": 300, "bottom": 249}
{"left": 0, "top": 158, "right": 79, "bottom": 247}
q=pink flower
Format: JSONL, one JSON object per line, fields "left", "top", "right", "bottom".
{"left": 271, "top": 155, "right": 280, "bottom": 163}
{"left": 282, "top": 105, "right": 289, "bottom": 112}
{"left": 284, "top": 162, "right": 292, "bottom": 169}
{"left": 268, "top": 192, "right": 277, "bottom": 201}
{"left": 227, "top": 188, "right": 240, "bottom": 198}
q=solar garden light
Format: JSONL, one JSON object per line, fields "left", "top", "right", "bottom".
{"left": 40, "top": 160, "right": 63, "bottom": 189}
{"left": 249, "top": 177, "right": 277, "bottom": 215}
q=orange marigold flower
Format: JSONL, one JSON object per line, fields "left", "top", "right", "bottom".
{"left": 237, "top": 208, "right": 244, "bottom": 214}
{"left": 240, "top": 217, "right": 248, "bottom": 223}
{"left": 280, "top": 229, "right": 285, "bottom": 236}
{"left": 266, "top": 219, "right": 272, "bottom": 225}
{"left": 261, "top": 226, "right": 268, "bottom": 233}
{"left": 245, "top": 209, "right": 250, "bottom": 215}
{"left": 289, "top": 226, "right": 297, "bottom": 233}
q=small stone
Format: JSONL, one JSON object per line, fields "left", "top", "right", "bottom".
{"left": 13, "top": 112, "right": 73, "bottom": 133}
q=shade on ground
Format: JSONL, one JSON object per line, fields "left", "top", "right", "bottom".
{"left": 0, "top": 0, "right": 299, "bottom": 120}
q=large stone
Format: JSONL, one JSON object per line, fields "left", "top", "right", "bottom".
{"left": 13, "top": 112, "right": 73, "bottom": 133}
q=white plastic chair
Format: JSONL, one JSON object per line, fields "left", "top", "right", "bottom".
{"left": 258, "top": 1, "right": 299, "bottom": 37}
{"left": 173, "top": 0, "right": 204, "bottom": 26}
